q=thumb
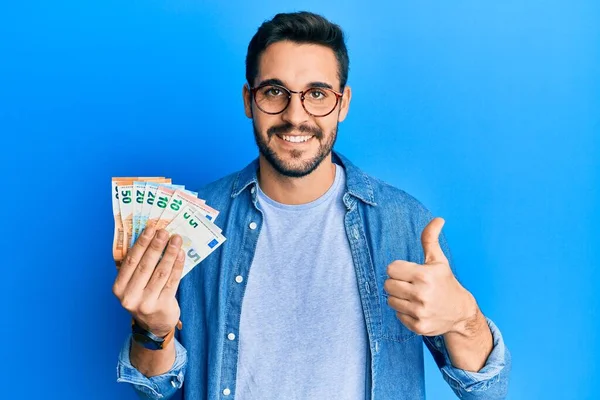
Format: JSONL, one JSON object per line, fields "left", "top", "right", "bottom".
{"left": 421, "top": 217, "right": 448, "bottom": 264}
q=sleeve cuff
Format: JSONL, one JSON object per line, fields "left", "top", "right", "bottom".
{"left": 424, "top": 316, "right": 508, "bottom": 392}
{"left": 116, "top": 334, "right": 187, "bottom": 399}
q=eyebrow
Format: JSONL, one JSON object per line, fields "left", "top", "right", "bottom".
{"left": 255, "top": 78, "right": 335, "bottom": 91}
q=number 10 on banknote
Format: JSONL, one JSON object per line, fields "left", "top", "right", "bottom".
{"left": 111, "top": 177, "right": 226, "bottom": 278}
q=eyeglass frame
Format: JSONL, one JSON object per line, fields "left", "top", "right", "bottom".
{"left": 249, "top": 83, "right": 344, "bottom": 118}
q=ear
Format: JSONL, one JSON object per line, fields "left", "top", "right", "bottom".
{"left": 337, "top": 85, "right": 352, "bottom": 123}
{"left": 243, "top": 84, "right": 253, "bottom": 119}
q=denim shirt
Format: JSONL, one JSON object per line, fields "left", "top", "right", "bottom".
{"left": 117, "top": 151, "right": 511, "bottom": 400}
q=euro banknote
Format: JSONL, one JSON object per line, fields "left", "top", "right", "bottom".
{"left": 112, "top": 177, "right": 226, "bottom": 277}
{"left": 163, "top": 205, "right": 226, "bottom": 278}
{"left": 112, "top": 177, "right": 168, "bottom": 261}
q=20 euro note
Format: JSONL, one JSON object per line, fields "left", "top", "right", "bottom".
{"left": 130, "top": 179, "right": 173, "bottom": 247}
{"left": 164, "top": 205, "right": 226, "bottom": 278}
{"left": 112, "top": 177, "right": 164, "bottom": 262}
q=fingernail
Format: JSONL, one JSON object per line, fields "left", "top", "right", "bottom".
{"left": 157, "top": 230, "right": 168, "bottom": 240}
{"left": 170, "top": 235, "right": 182, "bottom": 247}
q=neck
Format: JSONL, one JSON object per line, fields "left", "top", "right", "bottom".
{"left": 257, "top": 154, "right": 336, "bottom": 205}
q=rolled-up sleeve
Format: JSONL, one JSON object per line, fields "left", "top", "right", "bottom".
{"left": 424, "top": 317, "right": 511, "bottom": 399}
{"left": 116, "top": 334, "right": 188, "bottom": 400}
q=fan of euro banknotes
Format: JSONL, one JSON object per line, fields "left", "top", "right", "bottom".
{"left": 111, "top": 177, "right": 226, "bottom": 278}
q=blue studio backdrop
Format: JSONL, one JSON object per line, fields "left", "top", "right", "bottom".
{"left": 1, "top": 1, "right": 598, "bottom": 399}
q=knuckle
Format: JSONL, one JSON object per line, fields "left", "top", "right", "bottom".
{"left": 125, "top": 255, "right": 138, "bottom": 268}
{"left": 163, "top": 278, "right": 180, "bottom": 292}
{"left": 163, "top": 280, "right": 175, "bottom": 291}
{"left": 383, "top": 279, "right": 391, "bottom": 293}
{"left": 135, "top": 234, "right": 151, "bottom": 248}
{"left": 386, "top": 295, "right": 396, "bottom": 309}
{"left": 412, "top": 318, "right": 424, "bottom": 333}
{"left": 386, "top": 263, "right": 394, "bottom": 276}
{"left": 137, "top": 261, "right": 154, "bottom": 274}
{"left": 150, "top": 238, "right": 166, "bottom": 252}
{"left": 414, "top": 270, "right": 426, "bottom": 283}
{"left": 121, "top": 296, "right": 137, "bottom": 311}
{"left": 155, "top": 268, "right": 169, "bottom": 281}
{"left": 418, "top": 321, "right": 432, "bottom": 335}
{"left": 138, "top": 300, "right": 155, "bottom": 316}
{"left": 414, "top": 305, "right": 427, "bottom": 320}
{"left": 112, "top": 282, "right": 122, "bottom": 298}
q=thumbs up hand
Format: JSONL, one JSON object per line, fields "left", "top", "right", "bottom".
{"left": 384, "top": 217, "right": 477, "bottom": 337}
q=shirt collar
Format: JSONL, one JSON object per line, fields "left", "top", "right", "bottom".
{"left": 231, "top": 151, "right": 377, "bottom": 206}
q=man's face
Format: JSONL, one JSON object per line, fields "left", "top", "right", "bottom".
{"left": 243, "top": 41, "right": 351, "bottom": 178}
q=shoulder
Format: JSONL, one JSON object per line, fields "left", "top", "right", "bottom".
{"left": 367, "top": 173, "right": 433, "bottom": 218}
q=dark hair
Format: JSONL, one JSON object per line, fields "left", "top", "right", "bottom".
{"left": 245, "top": 11, "right": 349, "bottom": 90}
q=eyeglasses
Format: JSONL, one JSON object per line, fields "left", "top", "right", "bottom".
{"left": 250, "top": 84, "right": 343, "bottom": 117}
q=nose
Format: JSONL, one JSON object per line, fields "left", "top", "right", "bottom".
{"left": 281, "top": 91, "right": 310, "bottom": 126}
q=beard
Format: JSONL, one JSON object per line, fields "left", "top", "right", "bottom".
{"left": 252, "top": 120, "right": 338, "bottom": 178}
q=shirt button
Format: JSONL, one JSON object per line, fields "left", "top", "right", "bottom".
{"left": 235, "top": 275, "right": 244, "bottom": 283}
{"left": 171, "top": 379, "right": 177, "bottom": 388}
{"left": 227, "top": 333, "right": 236, "bottom": 341}
{"left": 250, "top": 186, "right": 256, "bottom": 194}
{"left": 223, "top": 388, "right": 231, "bottom": 396}
{"left": 249, "top": 222, "right": 257, "bottom": 230}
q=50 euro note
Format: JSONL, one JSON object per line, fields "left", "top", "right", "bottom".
{"left": 112, "top": 177, "right": 165, "bottom": 262}
{"left": 164, "top": 205, "right": 226, "bottom": 278}
{"left": 154, "top": 189, "right": 218, "bottom": 231}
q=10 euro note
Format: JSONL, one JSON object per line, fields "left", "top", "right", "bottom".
{"left": 164, "top": 205, "right": 226, "bottom": 278}
{"left": 155, "top": 189, "right": 217, "bottom": 232}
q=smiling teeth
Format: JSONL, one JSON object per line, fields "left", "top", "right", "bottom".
{"left": 282, "top": 135, "right": 313, "bottom": 143}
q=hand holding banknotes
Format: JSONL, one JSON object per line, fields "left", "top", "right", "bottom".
{"left": 111, "top": 177, "right": 226, "bottom": 338}
{"left": 112, "top": 227, "right": 185, "bottom": 337}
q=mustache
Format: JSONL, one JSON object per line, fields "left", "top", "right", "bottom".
{"left": 267, "top": 122, "right": 323, "bottom": 138}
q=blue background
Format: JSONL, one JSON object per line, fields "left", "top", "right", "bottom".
{"left": 1, "top": 1, "right": 598, "bottom": 399}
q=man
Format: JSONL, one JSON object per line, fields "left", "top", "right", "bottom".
{"left": 114, "top": 11, "right": 511, "bottom": 400}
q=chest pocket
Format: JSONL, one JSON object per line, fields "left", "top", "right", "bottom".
{"left": 378, "top": 273, "right": 418, "bottom": 343}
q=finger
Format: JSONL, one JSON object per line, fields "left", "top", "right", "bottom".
{"left": 386, "top": 260, "right": 421, "bottom": 282}
{"left": 144, "top": 235, "right": 182, "bottom": 298}
{"left": 384, "top": 278, "right": 417, "bottom": 302}
{"left": 113, "top": 227, "right": 156, "bottom": 297}
{"left": 396, "top": 312, "right": 420, "bottom": 333}
{"left": 421, "top": 217, "right": 448, "bottom": 264}
{"left": 159, "top": 248, "right": 185, "bottom": 300}
{"left": 387, "top": 294, "right": 418, "bottom": 319}
{"left": 125, "top": 229, "right": 170, "bottom": 295}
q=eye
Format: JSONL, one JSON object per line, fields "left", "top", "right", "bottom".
{"left": 262, "top": 86, "right": 284, "bottom": 97}
{"left": 308, "top": 89, "right": 327, "bottom": 99}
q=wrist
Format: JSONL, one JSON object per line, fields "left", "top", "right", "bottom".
{"left": 132, "top": 318, "right": 180, "bottom": 338}
{"left": 449, "top": 291, "right": 481, "bottom": 337}
{"left": 131, "top": 318, "right": 182, "bottom": 350}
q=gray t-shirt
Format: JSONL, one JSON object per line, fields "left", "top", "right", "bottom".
{"left": 235, "top": 163, "right": 368, "bottom": 399}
